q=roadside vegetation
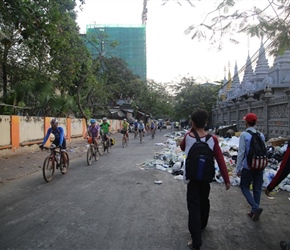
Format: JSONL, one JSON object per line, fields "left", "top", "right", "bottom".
{"left": 0, "top": 0, "right": 287, "bottom": 122}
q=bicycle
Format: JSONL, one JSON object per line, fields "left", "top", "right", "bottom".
{"left": 121, "top": 130, "right": 128, "bottom": 147}
{"left": 139, "top": 130, "right": 144, "bottom": 144}
{"left": 42, "top": 144, "right": 69, "bottom": 182}
{"left": 134, "top": 129, "right": 138, "bottom": 139}
{"left": 86, "top": 137, "right": 101, "bottom": 165}
{"left": 151, "top": 129, "right": 155, "bottom": 139}
{"left": 102, "top": 135, "right": 111, "bottom": 153}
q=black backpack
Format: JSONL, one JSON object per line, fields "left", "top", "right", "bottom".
{"left": 185, "top": 131, "right": 215, "bottom": 183}
{"left": 246, "top": 130, "right": 268, "bottom": 170}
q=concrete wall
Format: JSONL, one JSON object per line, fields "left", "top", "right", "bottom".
{"left": 19, "top": 116, "right": 44, "bottom": 143}
{"left": 0, "top": 115, "right": 11, "bottom": 146}
{"left": 0, "top": 116, "right": 122, "bottom": 156}
{"left": 212, "top": 92, "right": 290, "bottom": 140}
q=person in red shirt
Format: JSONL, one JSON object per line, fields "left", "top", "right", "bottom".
{"left": 265, "top": 139, "right": 290, "bottom": 195}
{"left": 265, "top": 140, "right": 290, "bottom": 250}
{"left": 180, "top": 109, "right": 230, "bottom": 250}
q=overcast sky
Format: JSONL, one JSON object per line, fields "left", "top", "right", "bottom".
{"left": 76, "top": 0, "right": 270, "bottom": 83}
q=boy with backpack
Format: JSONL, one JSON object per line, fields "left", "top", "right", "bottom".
{"left": 236, "top": 113, "right": 267, "bottom": 222}
{"left": 180, "top": 109, "right": 230, "bottom": 250}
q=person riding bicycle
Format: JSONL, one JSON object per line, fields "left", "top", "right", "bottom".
{"left": 39, "top": 118, "right": 67, "bottom": 174}
{"left": 100, "top": 117, "right": 110, "bottom": 143}
{"left": 158, "top": 120, "right": 164, "bottom": 131}
{"left": 86, "top": 119, "right": 100, "bottom": 146}
{"left": 121, "top": 118, "right": 130, "bottom": 141}
{"left": 133, "top": 120, "right": 139, "bottom": 136}
{"left": 138, "top": 120, "right": 145, "bottom": 135}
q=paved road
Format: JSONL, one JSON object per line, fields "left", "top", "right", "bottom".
{"left": 0, "top": 129, "right": 289, "bottom": 250}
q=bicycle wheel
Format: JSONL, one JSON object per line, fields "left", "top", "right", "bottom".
{"left": 107, "top": 139, "right": 111, "bottom": 153}
{"left": 87, "top": 145, "right": 93, "bottom": 165}
{"left": 97, "top": 144, "right": 103, "bottom": 156}
{"left": 103, "top": 141, "right": 107, "bottom": 153}
{"left": 140, "top": 132, "right": 143, "bottom": 144}
{"left": 122, "top": 137, "right": 126, "bottom": 147}
{"left": 43, "top": 156, "right": 55, "bottom": 182}
{"left": 94, "top": 146, "right": 100, "bottom": 161}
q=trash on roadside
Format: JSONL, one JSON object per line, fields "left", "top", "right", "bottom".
{"left": 155, "top": 180, "right": 163, "bottom": 184}
{"left": 137, "top": 130, "right": 290, "bottom": 192}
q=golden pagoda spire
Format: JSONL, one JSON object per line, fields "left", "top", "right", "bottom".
{"left": 227, "top": 61, "right": 232, "bottom": 91}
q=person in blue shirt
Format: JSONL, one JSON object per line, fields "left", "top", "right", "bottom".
{"left": 133, "top": 120, "right": 139, "bottom": 138}
{"left": 236, "top": 113, "right": 265, "bottom": 221}
{"left": 40, "top": 118, "right": 67, "bottom": 173}
{"left": 40, "top": 118, "right": 66, "bottom": 149}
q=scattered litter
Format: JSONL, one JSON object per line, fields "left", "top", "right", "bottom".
{"left": 173, "top": 175, "right": 183, "bottom": 180}
{"left": 268, "top": 196, "right": 275, "bottom": 200}
{"left": 136, "top": 130, "right": 290, "bottom": 192}
{"left": 155, "top": 180, "right": 163, "bottom": 184}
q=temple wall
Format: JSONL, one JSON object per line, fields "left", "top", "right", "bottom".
{"left": 212, "top": 94, "right": 290, "bottom": 140}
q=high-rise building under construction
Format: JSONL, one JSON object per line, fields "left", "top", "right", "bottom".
{"left": 85, "top": 24, "right": 147, "bottom": 81}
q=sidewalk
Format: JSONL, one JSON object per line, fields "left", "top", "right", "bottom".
{"left": 0, "top": 138, "right": 88, "bottom": 184}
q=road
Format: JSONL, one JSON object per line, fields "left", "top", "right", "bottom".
{"left": 0, "top": 128, "right": 289, "bottom": 250}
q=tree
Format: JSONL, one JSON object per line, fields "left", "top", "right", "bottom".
{"left": 183, "top": 0, "right": 290, "bottom": 55}
{"left": 136, "top": 80, "right": 174, "bottom": 119}
{"left": 0, "top": 0, "right": 92, "bottom": 116}
{"left": 173, "top": 77, "right": 220, "bottom": 125}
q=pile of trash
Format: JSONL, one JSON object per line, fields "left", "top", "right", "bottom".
{"left": 137, "top": 131, "right": 290, "bottom": 193}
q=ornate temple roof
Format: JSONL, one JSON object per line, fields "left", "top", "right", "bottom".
{"left": 254, "top": 40, "right": 269, "bottom": 80}
{"left": 241, "top": 52, "right": 254, "bottom": 84}
{"left": 232, "top": 61, "right": 240, "bottom": 89}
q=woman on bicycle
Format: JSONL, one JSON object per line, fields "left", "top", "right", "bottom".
{"left": 86, "top": 119, "right": 100, "bottom": 146}
{"left": 39, "top": 118, "right": 68, "bottom": 174}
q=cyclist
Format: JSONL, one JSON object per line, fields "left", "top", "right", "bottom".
{"left": 86, "top": 119, "right": 100, "bottom": 148}
{"left": 133, "top": 120, "right": 139, "bottom": 138}
{"left": 121, "top": 118, "right": 130, "bottom": 141}
{"left": 158, "top": 120, "right": 163, "bottom": 131}
{"left": 39, "top": 118, "right": 68, "bottom": 174}
{"left": 138, "top": 120, "right": 145, "bottom": 137}
{"left": 100, "top": 117, "right": 111, "bottom": 143}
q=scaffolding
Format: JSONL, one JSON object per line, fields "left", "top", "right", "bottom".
{"left": 85, "top": 24, "right": 147, "bottom": 81}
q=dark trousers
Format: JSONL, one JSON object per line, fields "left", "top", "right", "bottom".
{"left": 187, "top": 180, "right": 210, "bottom": 248}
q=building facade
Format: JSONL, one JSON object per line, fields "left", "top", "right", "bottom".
{"left": 212, "top": 41, "right": 290, "bottom": 140}
{"left": 83, "top": 24, "right": 147, "bottom": 81}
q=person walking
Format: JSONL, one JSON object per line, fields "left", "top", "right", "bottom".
{"left": 236, "top": 113, "right": 266, "bottom": 221}
{"left": 265, "top": 139, "right": 290, "bottom": 250}
{"left": 180, "top": 109, "right": 230, "bottom": 250}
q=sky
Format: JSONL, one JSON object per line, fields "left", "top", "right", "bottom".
{"left": 76, "top": 0, "right": 271, "bottom": 83}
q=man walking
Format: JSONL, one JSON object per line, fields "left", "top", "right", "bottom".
{"left": 236, "top": 113, "right": 266, "bottom": 221}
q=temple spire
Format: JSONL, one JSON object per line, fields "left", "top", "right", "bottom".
{"left": 232, "top": 60, "right": 240, "bottom": 88}
{"left": 227, "top": 61, "right": 232, "bottom": 91}
{"left": 242, "top": 51, "right": 254, "bottom": 84}
{"left": 254, "top": 38, "right": 269, "bottom": 80}
{"left": 223, "top": 65, "right": 227, "bottom": 85}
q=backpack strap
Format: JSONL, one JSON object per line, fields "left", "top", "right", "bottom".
{"left": 192, "top": 130, "right": 211, "bottom": 142}
{"left": 246, "top": 130, "right": 261, "bottom": 137}
{"left": 193, "top": 130, "right": 201, "bottom": 141}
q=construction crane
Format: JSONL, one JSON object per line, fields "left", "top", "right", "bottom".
{"left": 142, "top": 0, "right": 148, "bottom": 25}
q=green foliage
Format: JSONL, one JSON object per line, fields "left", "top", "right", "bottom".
{"left": 173, "top": 77, "right": 220, "bottom": 124}
{"left": 185, "top": 0, "right": 290, "bottom": 55}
